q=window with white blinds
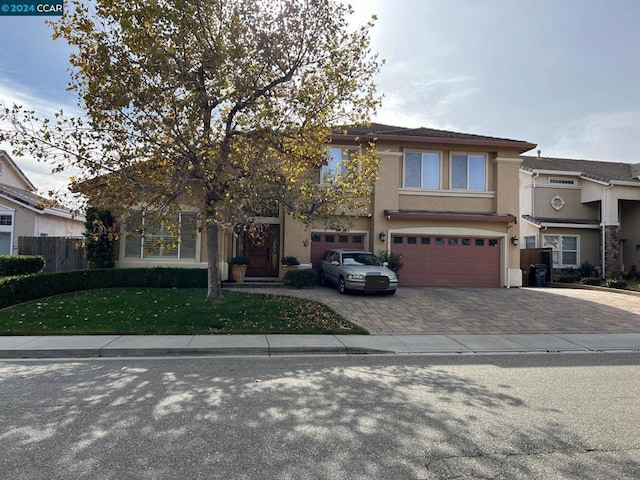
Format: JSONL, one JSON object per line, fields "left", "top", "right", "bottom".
{"left": 124, "top": 211, "right": 197, "bottom": 260}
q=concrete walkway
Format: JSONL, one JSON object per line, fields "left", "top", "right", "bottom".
{"left": 2, "top": 286, "right": 639, "bottom": 359}
{"left": 1, "top": 333, "right": 640, "bottom": 359}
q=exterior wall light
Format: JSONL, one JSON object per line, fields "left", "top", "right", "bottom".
{"left": 511, "top": 236, "right": 519, "bottom": 246}
{"left": 379, "top": 232, "right": 386, "bottom": 242}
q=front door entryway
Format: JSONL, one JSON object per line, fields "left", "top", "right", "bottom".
{"left": 243, "top": 225, "right": 280, "bottom": 277}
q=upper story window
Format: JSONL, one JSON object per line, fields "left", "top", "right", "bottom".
{"left": 403, "top": 151, "right": 440, "bottom": 189}
{"left": 321, "top": 147, "right": 358, "bottom": 184}
{"left": 451, "top": 154, "right": 486, "bottom": 190}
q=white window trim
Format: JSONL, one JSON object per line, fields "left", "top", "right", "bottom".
{"left": 321, "top": 145, "right": 361, "bottom": 185}
{"left": 450, "top": 152, "right": 488, "bottom": 191}
{"left": 402, "top": 149, "right": 442, "bottom": 189}
{"left": 524, "top": 235, "right": 536, "bottom": 249}
{"left": 0, "top": 209, "right": 14, "bottom": 256}
{"left": 543, "top": 234, "right": 580, "bottom": 268}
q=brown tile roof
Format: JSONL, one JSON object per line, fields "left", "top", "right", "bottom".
{"left": 332, "top": 124, "right": 536, "bottom": 153}
{"left": 521, "top": 156, "right": 640, "bottom": 184}
{"left": 335, "top": 123, "right": 528, "bottom": 142}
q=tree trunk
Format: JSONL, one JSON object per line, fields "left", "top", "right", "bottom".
{"left": 205, "top": 209, "right": 224, "bottom": 301}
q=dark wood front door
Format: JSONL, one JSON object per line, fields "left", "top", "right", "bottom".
{"left": 244, "top": 226, "right": 279, "bottom": 277}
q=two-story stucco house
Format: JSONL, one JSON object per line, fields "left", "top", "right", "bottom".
{"left": 114, "top": 124, "right": 536, "bottom": 287}
{"left": 0, "top": 150, "right": 84, "bottom": 255}
{"left": 520, "top": 154, "right": 640, "bottom": 278}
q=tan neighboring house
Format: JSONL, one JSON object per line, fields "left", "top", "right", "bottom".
{"left": 114, "top": 124, "right": 536, "bottom": 287}
{"left": 520, "top": 155, "right": 640, "bottom": 278}
{"left": 0, "top": 150, "right": 84, "bottom": 255}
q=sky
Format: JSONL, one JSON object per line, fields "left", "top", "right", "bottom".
{"left": 1, "top": 0, "right": 640, "bottom": 197}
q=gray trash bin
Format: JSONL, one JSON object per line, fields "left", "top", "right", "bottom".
{"left": 534, "top": 264, "right": 547, "bottom": 287}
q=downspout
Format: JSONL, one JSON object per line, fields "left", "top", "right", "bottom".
{"left": 531, "top": 172, "right": 539, "bottom": 218}
{"left": 601, "top": 183, "right": 614, "bottom": 279}
{"left": 531, "top": 149, "right": 541, "bottom": 218}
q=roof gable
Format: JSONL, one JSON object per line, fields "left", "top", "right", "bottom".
{"left": 0, "top": 150, "right": 36, "bottom": 191}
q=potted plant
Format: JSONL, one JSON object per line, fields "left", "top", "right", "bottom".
{"left": 229, "top": 256, "right": 249, "bottom": 283}
{"left": 281, "top": 255, "right": 300, "bottom": 279}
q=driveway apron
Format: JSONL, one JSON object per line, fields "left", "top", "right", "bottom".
{"left": 240, "top": 286, "right": 640, "bottom": 335}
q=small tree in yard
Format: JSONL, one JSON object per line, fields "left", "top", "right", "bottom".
{"left": 0, "top": 0, "right": 382, "bottom": 301}
{"left": 84, "top": 207, "right": 117, "bottom": 269}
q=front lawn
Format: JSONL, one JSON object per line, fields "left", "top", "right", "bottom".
{"left": 0, "top": 288, "right": 367, "bottom": 335}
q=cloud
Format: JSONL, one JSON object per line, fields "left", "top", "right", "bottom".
{"left": 542, "top": 111, "right": 640, "bottom": 163}
{"left": 374, "top": 65, "right": 478, "bottom": 130}
{"left": 0, "top": 78, "right": 80, "bottom": 196}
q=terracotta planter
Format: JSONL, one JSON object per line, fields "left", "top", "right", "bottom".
{"left": 231, "top": 264, "right": 247, "bottom": 283}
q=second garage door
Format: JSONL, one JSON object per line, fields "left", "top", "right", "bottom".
{"left": 391, "top": 235, "right": 501, "bottom": 287}
{"left": 311, "top": 233, "right": 365, "bottom": 270}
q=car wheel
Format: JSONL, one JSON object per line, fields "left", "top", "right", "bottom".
{"left": 319, "top": 271, "right": 326, "bottom": 286}
{"left": 338, "top": 276, "right": 347, "bottom": 294}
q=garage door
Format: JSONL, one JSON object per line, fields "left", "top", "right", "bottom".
{"left": 311, "top": 233, "right": 365, "bottom": 270}
{"left": 391, "top": 235, "right": 501, "bottom": 287}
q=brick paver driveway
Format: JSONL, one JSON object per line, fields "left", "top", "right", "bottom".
{"left": 244, "top": 286, "right": 640, "bottom": 334}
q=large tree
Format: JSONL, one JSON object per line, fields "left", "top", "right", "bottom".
{"left": 0, "top": 0, "right": 382, "bottom": 300}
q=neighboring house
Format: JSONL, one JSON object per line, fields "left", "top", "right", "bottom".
{"left": 114, "top": 124, "right": 536, "bottom": 287}
{"left": 520, "top": 155, "right": 640, "bottom": 278}
{"left": 0, "top": 150, "right": 84, "bottom": 255}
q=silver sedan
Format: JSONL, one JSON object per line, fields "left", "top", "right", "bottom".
{"left": 319, "top": 249, "right": 398, "bottom": 295}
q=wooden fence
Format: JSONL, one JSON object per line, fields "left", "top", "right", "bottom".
{"left": 520, "top": 247, "right": 553, "bottom": 286}
{"left": 18, "top": 237, "right": 87, "bottom": 272}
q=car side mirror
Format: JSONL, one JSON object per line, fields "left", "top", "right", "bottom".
{"left": 331, "top": 261, "right": 340, "bottom": 266}
{"left": 383, "top": 261, "right": 389, "bottom": 266}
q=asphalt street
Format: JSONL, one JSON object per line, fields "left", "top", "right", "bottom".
{"left": 1, "top": 354, "right": 639, "bottom": 479}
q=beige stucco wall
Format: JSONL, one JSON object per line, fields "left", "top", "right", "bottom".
{"left": 10, "top": 204, "right": 37, "bottom": 254}
{"left": 35, "top": 213, "right": 84, "bottom": 237}
{"left": 534, "top": 186, "right": 597, "bottom": 219}
{"left": 283, "top": 213, "right": 311, "bottom": 264}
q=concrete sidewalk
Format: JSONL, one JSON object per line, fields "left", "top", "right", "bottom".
{"left": 2, "top": 333, "right": 640, "bottom": 359}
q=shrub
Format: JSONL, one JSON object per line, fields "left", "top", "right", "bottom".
{"left": 581, "top": 277, "right": 603, "bottom": 286}
{"left": 580, "top": 261, "right": 594, "bottom": 278}
{"left": 0, "top": 255, "right": 45, "bottom": 277}
{"left": 281, "top": 255, "right": 300, "bottom": 266}
{"left": 377, "top": 250, "right": 403, "bottom": 274}
{"left": 606, "top": 279, "right": 628, "bottom": 290}
{"left": 284, "top": 268, "right": 317, "bottom": 288}
{"left": 84, "top": 207, "right": 117, "bottom": 269}
{"left": 0, "top": 268, "right": 207, "bottom": 309}
{"left": 557, "top": 274, "right": 577, "bottom": 283}
{"left": 229, "top": 256, "right": 249, "bottom": 265}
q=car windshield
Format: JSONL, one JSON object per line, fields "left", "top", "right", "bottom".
{"left": 342, "top": 253, "right": 383, "bottom": 266}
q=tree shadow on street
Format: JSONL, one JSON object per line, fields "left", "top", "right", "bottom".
{"left": 0, "top": 356, "right": 638, "bottom": 479}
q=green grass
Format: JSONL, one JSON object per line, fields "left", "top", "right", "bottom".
{"left": 0, "top": 288, "right": 368, "bottom": 335}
